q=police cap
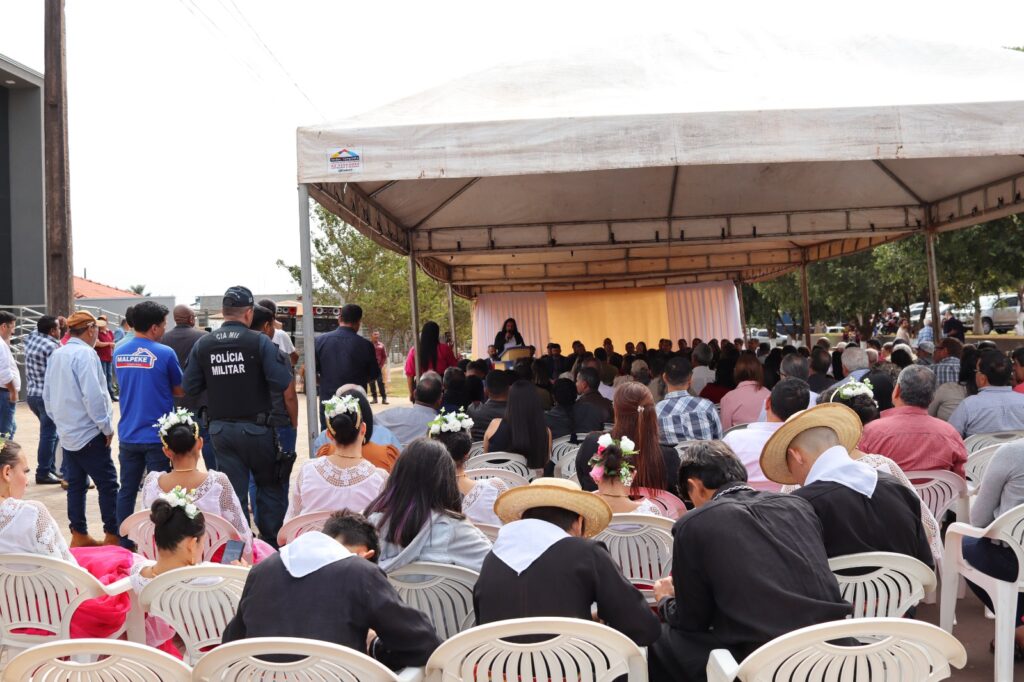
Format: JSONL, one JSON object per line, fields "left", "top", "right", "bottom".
{"left": 223, "top": 285, "right": 255, "bottom": 308}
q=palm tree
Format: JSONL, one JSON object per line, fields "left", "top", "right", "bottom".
{"left": 129, "top": 284, "right": 149, "bottom": 296}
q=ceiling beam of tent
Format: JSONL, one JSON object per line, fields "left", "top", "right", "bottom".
{"left": 369, "top": 180, "right": 399, "bottom": 198}
{"left": 929, "top": 170, "right": 1024, "bottom": 234}
{"left": 411, "top": 177, "right": 481, "bottom": 229}
{"left": 872, "top": 160, "right": 926, "bottom": 205}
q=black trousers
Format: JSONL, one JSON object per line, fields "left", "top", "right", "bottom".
{"left": 369, "top": 376, "right": 387, "bottom": 400}
{"left": 209, "top": 420, "right": 286, "bottom": 548}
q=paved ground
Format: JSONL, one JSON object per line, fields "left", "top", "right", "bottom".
{"left": 7, "top": 390, "right": 1017, "bottom": 678}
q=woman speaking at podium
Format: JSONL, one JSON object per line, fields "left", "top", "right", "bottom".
{"left": 493, "top": 318, "right": 525, "bottom": 357}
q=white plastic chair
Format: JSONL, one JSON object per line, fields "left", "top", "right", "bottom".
{"left": 120, "top": 509, "right": 242, "bottom": 562}
{"left": 964, "top": 443, "right": 1003, "bottom": 495}
{"left": 827, "top": 552, "right": 936, "bottom": 618}
{"left": 0, "top": 554, "right": 131, "bottom": 657}
{"left": 561, "top": 452, "right": 580, "bottom": 481}
{"left": 636, "top": 487, "right": 688, "bottom": 520}
{"left": 551, "top": 440, "right": 582, "bottom": 473}
{"left": 465, "top": 452, "right": 532, "bottom": 479}
{"left": 468, "top": 441, "right": 486, "bottom": 459}
{"left": 595, "top": 514, "right": 674, "bottom": 602}
{"left": 2, "top": 638, "right": 191, "bottom": 682}
{"left": 905, "top": 470, "right": 970, "bottom": 524}
{"left": 474, "top": 523, "right": 500, "bottom": 542}
{"left": 192, "top": 636, "right": 422, "bottom": 682}
{"left": 276, "top": 510, "right": 335, "bottom": 546}
{"left": 707, "top": 617, "right": 966, "bottom": 682}
{"left": 464, "top": 467, "right": 529, "bottom": 489}
{"left": 136, "top": 565, "right": 249, "bottom": 665}
{"left": 552, "top": 433, "right": 592, "bottom": 446}
{"left": 424, "top": 617, "right": 648, "bottom": 682}
{"left": 940, "top": 503, "right": 1024, "bottom": 682}
{"left": 387, "top": 562, "right": 479, "bottom": 640}
{"left": 963, "top": 431, "right": 1024, "bottom": 456}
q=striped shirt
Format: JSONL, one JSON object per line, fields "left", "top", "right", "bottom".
{"left": 23, "top": 331, "right": 59, "bottom": 397}
{"left": 933, "top": 357, "right": 961, "bottom": 386}
{"left": 656, "top": 390, "right": 723, "bottom": 443}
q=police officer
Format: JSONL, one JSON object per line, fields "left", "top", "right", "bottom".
{"left": 183, "top": 286, "right": 292, "bottom": 546}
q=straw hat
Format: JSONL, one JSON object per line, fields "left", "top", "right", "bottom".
{"left": 66, "top": 311, "right": 97, "bottom": 329}
{"left": 493, "top": 478, "right": 612, "bottom": 538}
{"left": 759, "top": 403, "right": 863, "bottom": 486}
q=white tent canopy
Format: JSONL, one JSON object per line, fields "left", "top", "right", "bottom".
{"left": 297, "top": 33, "right": 1024, "bottom": 296}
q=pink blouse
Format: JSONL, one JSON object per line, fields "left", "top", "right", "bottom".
{"left": 719, "top": 380, "right": 771, "bottom": 430}
{"left": 404, "top": 343, "right": 459, "bottom": 377}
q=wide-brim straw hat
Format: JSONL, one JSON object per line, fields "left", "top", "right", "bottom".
{"left": 493, "top": 478, "right": 612, "bottom": 538}
{"left": 759, "top": 403, "right": 863, "bottom": 486}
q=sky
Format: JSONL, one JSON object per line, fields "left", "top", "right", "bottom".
{"left": 2, "top": 0, "right": 1023, "bottom": 305}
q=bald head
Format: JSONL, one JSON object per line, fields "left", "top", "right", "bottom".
{"left": 173, "top": 305, "right": 195, "bottom": 326}
{"left": 786, "top": 426, "right": 841, "bottom": 484}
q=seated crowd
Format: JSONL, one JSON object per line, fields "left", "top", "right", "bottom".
{"left": 7, "top": 323, "right": 1024, "bottom": 680}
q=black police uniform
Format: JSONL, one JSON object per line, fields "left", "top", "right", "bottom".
{"left": 182, "top": 289, "right": 292, "bottom": 546}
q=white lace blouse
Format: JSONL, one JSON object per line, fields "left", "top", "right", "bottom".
{"left": 285, "top": 458, "right": 389, "bottom": 522}
{"left": 462, "top": 479, "right": 508, "bottom": 526}
{"left": 0, "top": 497, "right": 75, "bottom": 563}
{"left": 142, "top": 472, "right": 254, "bottom": 557}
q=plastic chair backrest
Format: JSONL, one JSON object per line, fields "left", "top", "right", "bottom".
{"left": 191, "top": 636, "right": 401, "bottom": 682}
{"left": 468, "top": 441, "right": 486, "bottom": 459}
{"left": 386, "top": 561, "right": 480, "bottom": 640}
{"left": 964, "top": 431, "right": 1024, "bottom": 456}
{"left": 138, "top": 565, "right": 250, "bottom": 665}
{"left": 120, "top": 510, "right": 241, "bottom": 562}
{"left": 979, "top": 503, "right": 1024, "bottom": 584}
{"left": 465, "top": 452, "right": 531, "bottom": 479}
{"left": 3, "top": 638, "right": 191, "bottom": 682}
{"left": 551, "top": 440, "right": 582, "bottom": 467}
{"left": 276, "top": 510, "right": 335, "bottom": 546}
{"left": 561, "top": 453, "right": 580, "bottom": 480}
{"left": 595, "top": 514, "right": 674, "bottom": 600}
{"left": 463, "top": 467, "right": 529, "bottom": 489}
{"left": 425, "top": 617, "right": 648, "bottom": 682}
{"left": 964, "top": 443, "right": 1003, "bottom": 489}
{"left": 0, "top": 554, "right": 108, "bottom": 649}
{"left": 636, "top": 488, "right": 688, "bottom": 520}
{"left": 729, "top": 617, "right": 966, "bottom": 682}
{"left": 906, "top": 470, "right": 969, "bottom": 521}
{"left": 474, "top": 523, "right": 500, "bottom": 542}
{"left": 828, "top": 552, "right": 937, "bottom": 618}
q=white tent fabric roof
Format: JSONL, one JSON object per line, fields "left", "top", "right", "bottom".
{"left": 296, "top": 33, "right": 1024, "bottom": 296}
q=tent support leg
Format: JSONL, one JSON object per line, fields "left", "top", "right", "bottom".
{"left": 297, "top": 184, "right": 319, "bottom": 455}
{"left": 408, "top": 250, "right": 421, "bottom": 380}
{"left": 800, "top": 261, "right": 812, "bottom": 349}
{"left": 736, "top": 280, "right": 747, "bottom": 341}
{"left": 925, "top": 230, "right": 941, "bottom": 340}
{"left": 446, "top": 284, "right": 457, "bottom": 356}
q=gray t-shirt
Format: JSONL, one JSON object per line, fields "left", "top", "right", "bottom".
{"left": 971, "top": 440, "right": 1024, "bottom": 526}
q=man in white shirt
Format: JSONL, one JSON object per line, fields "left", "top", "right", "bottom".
{"left": 724, "top": 378, "right": 808, "bottom": 490}
{"left": 755, "top": 354, "right": 818, "bottom": 421}
{"left": 0, "top": 311, "right": 21, "bottom": 436}
{"left": 689, "top": 343, "right": 716, "bottom": 397}
{"left": 258, "top": 299, "right": 298, "bottom": 366}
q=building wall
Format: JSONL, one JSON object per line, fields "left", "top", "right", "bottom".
{"left": 76, "top": 296, "right": 176, "bottom": 321}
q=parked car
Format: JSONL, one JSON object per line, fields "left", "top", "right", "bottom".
{"left": 908, "top": 301, "right": 949, "bottom": 321}
{"left": 980, "top": 293, "right": 1020, "bottom": 334}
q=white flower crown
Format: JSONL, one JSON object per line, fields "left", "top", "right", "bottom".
{"left": 158, "top": 485, "right": 201, "bottom": 520}
{"left": 323, "top": 395, "right": 361, "bottom": 422}
{"left": 153, "top": 408, "right": 197, "bottom": 437}
{"left": 427, "top": 408, "right": 474, "bottom": 436}
{"left": 832, "top": 378, "right": 876, "bottom": 403}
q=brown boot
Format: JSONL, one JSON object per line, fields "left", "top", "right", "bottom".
{"left": 102, "top": 533, "right": 122, "bottom": 547}
{"left": 70, "top": 531, "right": 99, "bottom": 548}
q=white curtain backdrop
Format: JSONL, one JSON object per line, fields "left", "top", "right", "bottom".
{"left": 472, "top": 293, "right": 550, "bottom": 360}
{"left": 666, "top": 281, "right": 743, "bottom": 343}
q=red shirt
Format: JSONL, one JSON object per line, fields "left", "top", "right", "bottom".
{"left": 95, "top": 329, "right": 115, "bottom": 362}
{"left": 374, "top": 341, "right": 387, "bottom": 368}
{"left": 858, "top": 405, "right": 967, "bottom": 477}
{"left": 1014, "top": 383, "right": 1024, "bottom": 395}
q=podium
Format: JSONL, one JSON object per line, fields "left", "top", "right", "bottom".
{"left": 498, "top": 346, "right": 533, "bottom": 369}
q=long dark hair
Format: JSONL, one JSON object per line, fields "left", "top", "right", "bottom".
{"left": 958, "top": 345, "right": 980, "bottom": 396}
{"left": 551, "top": 378, "right": 578, "bottom": 440}
{"left": 417, "top": 321, "right": 441, "bottom": 374}
{"left": 611, "top": 382, "right": 667, "bottom": 492}
{"left": 503, "top": 379, "right": 549, "bottom": 469}
{"left": 364, "top": 438, "right": 464, "bottom": 548}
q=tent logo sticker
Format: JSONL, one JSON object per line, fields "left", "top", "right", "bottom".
{"left": 327, "top": 148, "right": 363, "bottom": 174}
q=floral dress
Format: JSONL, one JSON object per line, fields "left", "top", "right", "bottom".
{"left": 285, "top": 458, "right": 388, "bottom": 522}
{"left": 462, "top": 479, "right": 508, "bottom": 526}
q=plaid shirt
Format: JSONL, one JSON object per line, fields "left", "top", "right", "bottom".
{"left": 656, "top": 390, "right": 723, "bottom": 443}
{"left": 933, "top": 357, "right": 961, "bottom": 386}
{"left": 23, "top": 331, "right": 59, "bottom": 397}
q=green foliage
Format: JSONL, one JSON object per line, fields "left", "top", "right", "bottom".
{"left": 278, "top": 205, "right": 472, "bottom": 355}
{"left": 128, "top": 284, "right": 149, "bottom": 296}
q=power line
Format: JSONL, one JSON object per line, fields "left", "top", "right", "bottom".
{"left": 176, "top": 0, "right": 265, "bottom": 82}
{"left": 221, "top": 0, "right": 327, "bottom": 120}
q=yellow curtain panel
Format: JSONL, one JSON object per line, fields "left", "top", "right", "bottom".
{"left": 545, "top": 287, "right": 671, "bottom": 354}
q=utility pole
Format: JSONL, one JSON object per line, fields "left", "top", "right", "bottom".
{"left": 44, "top": 0, "right": 74, "bottom": 315}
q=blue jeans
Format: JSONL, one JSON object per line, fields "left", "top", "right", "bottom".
{"left": 199, "top": 425, "right": 218, "bottom": 471}
{"left": 116, "top": 442, "right": 170, "bottom": 547}
{"left": 26, "top": 396, "right": 58, "bottom": 478}
{"left": 101, "top": 361, "right": 115, "bottom": 398}
{"left": 65, "top": 433, "right": 119, "bottom": 535}
{"left": 0, "top": 394, "right": 16, "bottom": 438}
{"left": 249, "top": 425, "right": 296, "bottom": 530}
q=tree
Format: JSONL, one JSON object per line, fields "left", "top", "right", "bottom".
{"left": 278, "top": 205, "right": 472, "bottom": 356}
{"left": 128, "top": 284, "right": 149, "bottom": 296}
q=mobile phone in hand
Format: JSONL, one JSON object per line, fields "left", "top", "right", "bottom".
{"left": 221, "top": 539, "right": 245, "bottom": 564}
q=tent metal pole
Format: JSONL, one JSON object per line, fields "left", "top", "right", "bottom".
{"left": 735, "top": 280, "right": 747, "bottom": 341}
{"left": 408, "top": 250, "right": 421, "bottom": 379}
{"left": 446, "top": 283, "right": 457, "bottom": 355}
{"left": 800, "top": 260, "right": 812, "bottom": 349}
{"left": 297, "top": 184, "right": 319, "bottom": 456}
{"left": 925, "top": 229, "right": 941, "bottom": 340}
